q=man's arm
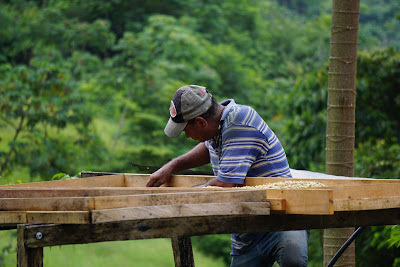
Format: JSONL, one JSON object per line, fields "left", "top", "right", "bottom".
{"left": 146, "top": 143, "right": 210, "bottom": 187}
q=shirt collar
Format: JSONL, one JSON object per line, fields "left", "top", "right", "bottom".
{"left": 219, "top": 99, "right": 236, "bottom": 122}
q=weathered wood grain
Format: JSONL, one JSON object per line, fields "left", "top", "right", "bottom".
{"left": 93, "top": 190, "right": 267, "bottom": 210}
{"left": 92, "top": 202, "right": 271, "bottom": 223}
{"left": 264, "top": 188, "right": 333, "bottom": 215}
{"left": 335, "top": 197, "right": 400, "bottom": 211}
{"left": 171, "top": 236, "right": 194, "bottom": 267}
{"left": 26, "top": 211, "right": 90, "bottom": 224}
{"left": 0, "top": 187, "right": 227, "bottom": 198}
{"left": 268, "top": 198, "right": 286, "bottom": 213}
{"left": 1, "top": 174, "right": 125, "bottom": 188}
{"left": 121, "top": 173, "right": 400, "bottom": 188}
{"left": 17, "top": 224, "right": 43, "bottom": 267}
{"left": 0, "top": 211, "right": 26, "bottom": 224}
{"left": 22, "top": 208, "right": 400, "bottom": 248}
{"left": 0, "top": 197, "right": 94, "bottom": 211}
{"left": 333, "top": 183, "right": 400, "bottom": 199}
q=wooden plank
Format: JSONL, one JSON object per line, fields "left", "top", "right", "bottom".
{"left": 122, "top": 173, "right": 400, "bottom": 188}
{"left": 92, "top": 202, "right": 270, "bottom": 223}
{"left": 171, "top": 236, "right": 194, "bottom": 267}
{"left": 0, "top": 186, "right": 228, "bottom": 198}
{"left": 22, "top": 208, "right": 400, "bottom": 248}
{"left": 93, "top": 190, "right": 267, "bottom": 210}
{"left": 333, "top": 183, "right": 400, "bottom": 199}
{"left": 125, "top": 174, "right": 214, "bottom": 187}
{"left": 263, "top": 188, "right": 333, "bottom": 215}
{"left": 332, "top": 183, "right": 400, "bottom": 211}
{"left": 81, "top": 171, "right": 120, "bottom": 177}
{"left": 0, "top": 197, "right": 94, "bottom": 211}
{"left": 335, "top": 197, "right": 400, "bottom": 211}
{"left": 26, "top": 211, "right": 90, "bottom": 224}
{"left": 0, "top": 188, "right": 328, "bottom": 215}
{"left": 1, "top": 174, "right": 126, "bottom": 188}
{"left": 0, "top": 211, "right": 26, "bottom": 224}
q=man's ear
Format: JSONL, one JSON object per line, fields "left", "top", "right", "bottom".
{"left": 195, "top": 117, "right": 208, "bottom": 128}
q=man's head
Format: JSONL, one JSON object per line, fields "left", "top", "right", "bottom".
{"left": 164, "top": 85, "right": 214, "bottom": 138}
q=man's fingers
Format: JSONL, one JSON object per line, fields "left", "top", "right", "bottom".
{"left": 146, "top": 178, "right": 161, "bottom": 187}
{"left": 146, "top": 179, "right": 156, "bottom": 187}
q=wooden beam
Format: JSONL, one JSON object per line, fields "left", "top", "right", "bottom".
{"left": 0, "top": 211, "right": 26, "bottom": 224}
{"left": 1, "top": 174, "right": 126, "bottom": 188}
{"left": 5, "top": 171, "right": 398, "bottom": 191}
{"left": 0, "top": 197, "right": 94, "bottom": 211}
{"left": 22, "top": 208, "right": 400, "bottom": 248}
{"left": 93, "top": 189, "right": 267, "bottom": 210}
{"left": 333, "top": 183, "right": 400, "bottom": 199}
{"left": 0, "top": 187, "right": 228, "bottom": 198}
{"left": 92, "top": 202, "right": 271, "bottom": 223}
{"left": 120, "top": 173, "right": 400, "bottom": 188}
{"left": 335, "top": 197, "right": 400, "bottom": 211}
{"left": 26, "top": 211, "right": 90, "bottom": 224}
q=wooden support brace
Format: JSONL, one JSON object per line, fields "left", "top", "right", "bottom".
{"left": 20, "top": 208, "right": 400, "bottom": 249}
{"left": 171, "top": 236, "right": 195, "bottom": 267}
{"left": 17, "top": 224, "right": 43, "bottom": 267}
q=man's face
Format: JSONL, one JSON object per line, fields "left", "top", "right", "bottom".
{"left": 183, "top": 121, "right": 209, "bottom": 142}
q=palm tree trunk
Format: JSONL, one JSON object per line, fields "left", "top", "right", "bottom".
{"left": 324, "top": 0, "right": 360, "bottom": 266}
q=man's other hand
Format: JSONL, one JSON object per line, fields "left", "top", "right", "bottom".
{"left": 146, "top": 167, "right": 172, "bottom": 187}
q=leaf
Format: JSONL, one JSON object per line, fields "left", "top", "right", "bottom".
{"left": 52, "top": 172, "right": 68, "bottom": 180}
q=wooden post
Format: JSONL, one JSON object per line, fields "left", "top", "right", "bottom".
{"left": 17, "top": 224, "right": 43, "bottom": 267}
{"left": 171, "top": 236, "right": 195, "bottom": 267}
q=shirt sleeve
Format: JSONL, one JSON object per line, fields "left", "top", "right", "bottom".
{"left": 216, "top": 124, "right": 269, "bottom": 184}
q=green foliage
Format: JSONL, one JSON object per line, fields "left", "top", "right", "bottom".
{"left": 356, "top": 48, "right": 400, "bottom": 143}
{"left": 279, "top": 67, "right": 328, "bottom": 171}
{"left": 0, "top": 48, "right": 104, "bottom": 178}
{"left": 356, "top": 226, "right": 400, "bottom": 267}
{"left": 389, "top": 225, "right": 400, "bottom": 248}
{"left": 192, "top": 235, "right": 232, "bottom": 265}
{"left": 355, "top": 138, "right": 400, "bottom": 178}
{"left": 0, "top": 230, "right": 16, "bottom": 267}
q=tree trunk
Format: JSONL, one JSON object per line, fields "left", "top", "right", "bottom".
{"left": 324, "top": 0, "right": 360, "bottom": 266}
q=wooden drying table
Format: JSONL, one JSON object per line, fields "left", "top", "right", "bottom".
{"left": 1, "top": 172, "right": 399, "bottom": 266}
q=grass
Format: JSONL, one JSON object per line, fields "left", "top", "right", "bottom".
{"left": 0, "top": 231, "right": 226, "bottom": 267}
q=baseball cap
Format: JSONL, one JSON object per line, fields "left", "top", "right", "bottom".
{"left": 164, "top": 85, "right": 212, "bottom": 138}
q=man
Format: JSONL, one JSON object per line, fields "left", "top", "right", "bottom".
{"left": 146, "top": 85, "right": 309, "bottom": 266}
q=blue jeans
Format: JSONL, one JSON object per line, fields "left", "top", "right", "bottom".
{"left": 230, "top": 230, "right": 309, "bottom": 267}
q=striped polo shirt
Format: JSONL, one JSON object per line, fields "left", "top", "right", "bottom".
{"left": 204, "top": 99, "right": 292, "bottom": 255}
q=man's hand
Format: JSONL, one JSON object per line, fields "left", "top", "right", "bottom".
{"left": 146, "top": 143, "right": 210, "bottom": 187}
{"left": 146, "top": 166, "right": 173, "bottom": 187}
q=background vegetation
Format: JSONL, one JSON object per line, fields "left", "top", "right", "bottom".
{"left": 1, "top": 0, "right": 399, "bottom": 266}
